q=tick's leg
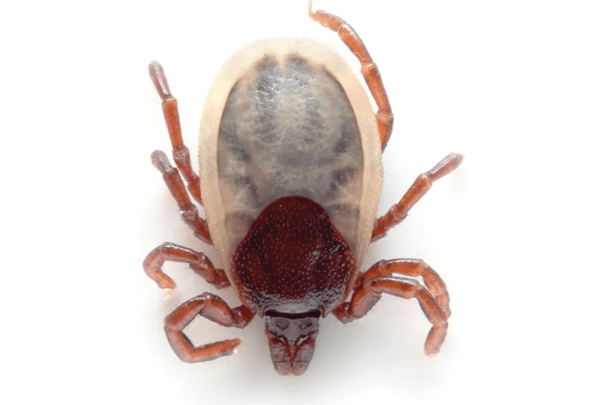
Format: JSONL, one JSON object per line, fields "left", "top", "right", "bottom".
{"left": 143, "top": 242, "right": 229, "bottom": 290}
{"left": 151, "top": 150, "right": 212, "bottom": 244}
{"left": 164, "top": 293, "right": 255, "bottom": 362}
{"left": 149, "top": 60, "right": 202, "bottom": 205}
{"left": 371, "top": 153, "right": 464, "bottom": 242}
{"left": 359, "top": 258, "right": 450, "bottom": 317}
{"left": 333, "top": 261, "right": 449, "bottom": 355}
{"left": 309, "top": 4, "right": 393, "bottom": 150}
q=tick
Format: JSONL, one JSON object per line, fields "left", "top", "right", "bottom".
{"left": 143, "top": 4, "right": 463, "bottom": 376}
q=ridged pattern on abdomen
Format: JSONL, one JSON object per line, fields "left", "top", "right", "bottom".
{"left": 217, "top": 54, "right": 364, "bottom": 260}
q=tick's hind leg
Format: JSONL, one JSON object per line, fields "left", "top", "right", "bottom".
{"left": 333, "top": 259, "right": 450, "bottom": 355}
{"left": 143, "top": 242, "right": 229, "bottom": 290}
{"left": 309, "top": 4, "right": 393, "bottom": 150}
{"left": 164, "top": 293, "right": 255, "bottom": 362}
{"left": 151, "top": 150, "right": 212, "bottom": 244}
{"left": 149, "top": 61, "right": 202, "bottom": 205}
{"left": 371, "top": 153, "right": 464, "bottom": 242}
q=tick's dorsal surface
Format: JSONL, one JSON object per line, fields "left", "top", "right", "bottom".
{"left": 218, "top": 54, "right": 363, "bottom": 255}
{"left": 200, "top": 40, "right": 383, "bottom": 281}
{"left": 230, "top": 196, "right": 357, "bottom": 315}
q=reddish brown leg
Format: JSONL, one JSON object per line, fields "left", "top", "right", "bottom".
{"left": 143, "top": 242, "right": 229, "bottom": 290}
{"left": 333, "top": 260, "right": 449, "bottom": 355}
{"left": 359, "top": 258, "right": 451, "bottom": 317}
{"left": 310, "top": 4, "right": 394, "bottom": 149}
{"left": 151, "top": 150, "right": 212, "bottom": 244}
{"left": 149, "top": 60, "right": 202, "bottom": 205}
{"left": 371, "top": 153, "right": 464, "bottom": 242}
{"left": 164, "top": 293, "right": 255, "bottom": 362}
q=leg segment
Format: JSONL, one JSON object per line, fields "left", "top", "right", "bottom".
{"left": 309, "top": 4, "right": 394, "bottom": 150}
{"left": 333, "top": 260, "right": 449, "bottom": 355}
{"left": 371, "top": 153, "right": 464, "bottom": 242}
{"left": 151, "top": 150, "right": 212, "bottom": 244}
{"left": 359, "top": 258, "right": 450, "bottom": 317}
{"left": 164, "top": 293, "right": 255, "bottom": 362}
{"left": 149, "top": 61, "right": 202, "bottom": 205}
{"left": 143, "top": 242, "right": 229, "bottom": 290}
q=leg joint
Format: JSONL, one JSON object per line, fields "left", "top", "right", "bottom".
{"left": 180, "top": 204, "right": 199, "bottom": 222}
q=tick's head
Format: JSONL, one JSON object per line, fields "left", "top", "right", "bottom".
{"left": 264, "top": 310, "right": 321, "bottom": 376}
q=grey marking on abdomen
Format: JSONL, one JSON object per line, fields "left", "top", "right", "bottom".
{"left": 217, "top": 54, "right": 364, "bottom": 257}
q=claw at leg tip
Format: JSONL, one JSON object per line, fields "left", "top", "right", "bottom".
{"left": 449, "top": 153, "right": 465, "bottom": 167}
{"left": 163, "top": 288, "right": 175, "bottom": 301}
{"left": 424, "top": 338, "right": 442, "bottom": 356}
{"left": 148, "top": 60, "right": 159, "bottom": 72}
{"left": 425, "top": 348, "right": 439, "bottom": 357}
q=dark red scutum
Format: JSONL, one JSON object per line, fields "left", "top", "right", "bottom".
{"left": 230, "top": 196, "right": 357, "bottom": 316}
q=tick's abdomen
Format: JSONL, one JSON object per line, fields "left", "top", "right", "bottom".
{"left": 217, "top": 54, "right": 364, "bottom": 260}
{"left": 230, "top": 196, "right": 357, "bottom": 314}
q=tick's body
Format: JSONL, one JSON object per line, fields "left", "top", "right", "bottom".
{"left": 200, "top": 40, "right": 382, "bottom": 316}
{"left": 144, "top": 5, "right": 463, "bottom": 376}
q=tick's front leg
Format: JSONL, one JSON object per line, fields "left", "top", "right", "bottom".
{"left": 360, "top": 258, "right": 451, "bottom": 317}
{"left": 333, "top": 260, "right": 450, "bottom": 355}
{"left": 164, "top": 293, "right": 255, "bottom": 362}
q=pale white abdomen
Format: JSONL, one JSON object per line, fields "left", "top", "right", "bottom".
{"left": 199, "top": 40, "right": 382, "bottom": 276}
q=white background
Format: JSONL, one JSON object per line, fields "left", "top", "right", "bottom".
{"left": 121, "top": 0, "right": 480, "bottom": 405}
